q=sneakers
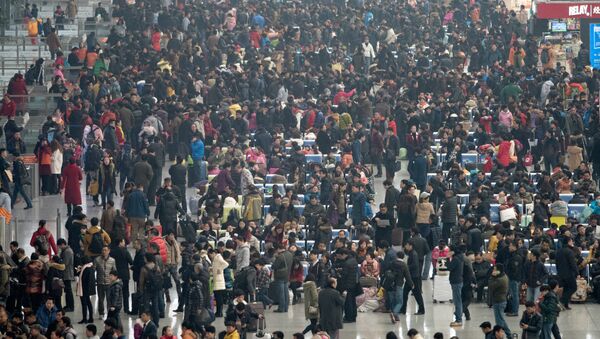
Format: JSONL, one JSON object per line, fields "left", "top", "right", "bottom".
{"left": 450, "top": 322, "right": 463, "bottom": 327}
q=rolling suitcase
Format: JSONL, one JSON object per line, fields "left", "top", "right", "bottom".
{"left": 251, "top": 318, "right": 269, "bottom": 339}
{"left": 248, "top": 300, "right": 265, "bottom": 332}
{"left": 433, "top": 270, "right": 452, "bottom": 303}
{"left": 180, "top": 215, "right": 198, "bottom": 243}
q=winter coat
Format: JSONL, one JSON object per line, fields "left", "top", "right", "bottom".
{"left": 108, "top": 279, "right": 123, "bottom": 310}
{"left": 60, "top": 246, "right": 75, "bottom": 281}
{"left": 556, "top": 246, "right": 578, "bottom": 281}
{"left": 149, "top": 236, "right": 168, "bottom": 264}
{"left": 94, "top": 255, "right": 116, "bottom": 285}
{"left": 154, "top": 191, "right": 182, "bottom": 223}
{"left": 448, "top": 253, "right": 464, "bottom": 284}
{"left": 416, "top": 202, "right": 435, "bottom": 224}
{"left": 126, "top": 189, "right": 150, "bottom": 218}
{"left": 566, "top": 145, "right": 583, "bottom": 172}
{"left": 520, "top": 310, "right": 542, "bottom": 339}
{"left": 211, "top": 253, "right": 229, "bottom": 291}
{"left": 50, "top": 149, "right": 63, "bottom": 174}
{"left": 540, "top": 291, "right": 560, "bottom": 323}
{"left": 523, "top": 260, "right": 547, "bottom": 287}
{"left": 303, "top": 281, "right": 319, "bottom": 320}
{"left": 441, "top": 196, "right": 458, "bottom": 224}
{"left": 111, "top": 246, "right": 132, "bottom": 281}
{"left": 506, "top": 251, "right": 524, "bottom": 281}
{"left": 30, "top": 227, "right": 58, "bottom": 256}
{"left": 61, "top": 163, "right": 83, "bottom": 205}
{"left": 83, "top": 226, "right": 111, "bottom": 257}
{"left": 25, "top": 259, "right": 45, "bottom": 294}
{"left": 133, "top": 160, "right": 153, "bottom": 189}
{"left": 98, "top": 162, "right": 116, "bottom": 194}
{"left": 391, "top": 258, "right": 413, "bottom": 288}
{"left": 318, "top": 287, "right": 345, "bottom": 332}
{"left": 488, "top": 273, "right": 509, "bottom": 304}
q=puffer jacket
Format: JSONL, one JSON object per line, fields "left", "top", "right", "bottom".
{"left": 108, "top": 279, "right": 123, "bottom": 311}
{"left": 416, "top": 202, "right": 434, "bottom": 224}
{"left": 185, "top": 280, "right": 206, "bottom": 323}
{"left": 149, "top": 236, "right": 168, "bottom": 264}
{"left": 94, "top": 255, "right": 116, "bottom": 285}
{"left": 25, "top": 259, "right": 45, "bottom": 294}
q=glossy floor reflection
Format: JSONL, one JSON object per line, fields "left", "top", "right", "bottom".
{"left": 9, "top": 165, "right": 600, "bottom": 338}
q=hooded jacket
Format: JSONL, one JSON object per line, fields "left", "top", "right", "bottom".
{"left": 108, "top": 278, "right": 123, "bottom": 310}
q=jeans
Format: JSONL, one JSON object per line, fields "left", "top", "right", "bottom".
{"left": 12, "top": 184, "right": 32, "bottom": 208}
{"left": 274, "top": 280, "right": 289, "bottom": 312}
{"left": 451, "top": 283, "right": 463, "bottom": 322}
{"left": 493, "top": 302, "right": 511, "bottom": 336}
{"left": 527, "top": 286, "right": 540, "bottom": 303}
{"left": 101, "top": 186, "right": 114, "bottom": 208}
{"left": 508, "top": 279, "right": 520, "bottom": 314}
{"left": 391, "top": 285, "right": 404, "bottom": 316}
{"left": 97, "top": 284, "right": 109, "bottom": 315}
{"left": 257, "top": 287, "right": 273, "bottom": 309}
{"left": 542, "top": 322, "right": 554, "bottom": 339}
{"left": 422, "top": 252, "right": 432, "bottom": 280}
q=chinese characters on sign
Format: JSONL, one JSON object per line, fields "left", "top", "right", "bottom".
{"left": 537, "top": 2, "right": 600, "bottom": 19}
{"left": 589, "top": 24, "right": 600, "bottom": 69}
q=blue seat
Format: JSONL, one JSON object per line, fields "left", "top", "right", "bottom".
{"left": 461, "top": 153, "right": 478, "bottom": 164}
{"left": 545, "top": 263, "right": 557, "bottom": 275}
{"left": 305, "top": 154, "right": 322, "bottom": 164}
{"left": 559, "top": 194, "right": 574, "bottom": 202}
{"left": 490, "top": 204, "right": 500, "bottom": 223}
{"left": 265, "top": 174, "right": 275, "bottom": 183}
{"left": 568, "top": 204, "right": 587, "bottom": 220}
{"left": 303, "top": 140, "right": 315, "bottom": 147}
{"left": 457, "top": 194, "right": 470, "bottom": 205}
{"left": 297, "top": 205, "right": 305, "bottom": 215}
{"left": 332, "top": 229, "right": 350, "bottom": 240}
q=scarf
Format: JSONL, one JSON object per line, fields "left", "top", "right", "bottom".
{"left": 76, "top": 262, "right": 93, "bottom": 297}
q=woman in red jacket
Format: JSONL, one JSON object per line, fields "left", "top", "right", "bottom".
{"left": 61, "top": 157, "right": 83, "bottom": 216}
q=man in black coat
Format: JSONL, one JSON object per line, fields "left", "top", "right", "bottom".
{"left": 168, "top": 155, "right": 187, "bottom": 211}
{"left": 111, "top": 238, "right": 133, "bottom": 314}
{"left": 140, "top": 310, "right": 157, "bottom": 338}
{"left": 506, "top": 240, "right": 525, "bottom": 316}
{"left": 556, "top": 237, "right": 578, "bottom": 309}
{"left": 334, "top": 248, "right": 358, "bottom": 323}
{"left": 409, "top": 227, "right": 430, "bottom": 278}
{"left": 383, "top": 180, "right": 400, "bottom": 224}
{"left": 399, "top": 241, "right": 425, "bottom": 315}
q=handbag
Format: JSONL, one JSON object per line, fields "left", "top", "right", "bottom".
{"left": 499, "top": 208, "right": 517, "bottom": 222}
{"left": 194, "top": 307, "right": 215, "bottom": 325}
{"left": 308, "top": 305, "right": 318, "bottom": 316}
{"left": 88, "top": 179, "right": 99, "bottom": 196}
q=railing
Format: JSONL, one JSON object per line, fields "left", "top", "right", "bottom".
{"left": 5, "top": 20, "right": 112, "bottom": 38}
{"left": 2, "top": 93, "right": 62, "bottom": 114}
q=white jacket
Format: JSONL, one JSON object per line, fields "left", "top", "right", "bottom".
{"left": 362, "top": 42, "right": 376, "bottom": 58}
{"left": 50, "top": 149, "right": 63, "bottom": 174}
{"left": 211, "top": 253, "right": 229, "bottom": 291}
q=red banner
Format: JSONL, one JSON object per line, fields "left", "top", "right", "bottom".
{"left": 536, "top": 2, "right": 600, "bottom": 19}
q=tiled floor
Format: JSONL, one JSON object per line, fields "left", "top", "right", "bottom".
{"left": 9, "top": 165, "right": 600, "bottom": 338}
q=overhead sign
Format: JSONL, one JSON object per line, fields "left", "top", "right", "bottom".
{"left": 590, "top": 24, "right": 600, "bottom": 69}
{"left": 537, "top": 2, "right": 600, "bottom": 18}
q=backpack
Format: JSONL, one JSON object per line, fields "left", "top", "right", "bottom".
{"left": 233, "top": 267, "right": 250, "bottom": 292}
{"left": 34, "top": 233, "right": 49, "bottom": 252}
{"left": 86, "top": 126, "right": 99, "bottom": 146}
{"left": 145, "top": 266, "right": 163, "bottom": 292}
{"left": 541, "top": 49, "right": 549, "bottom": 64}
{"left": 381, "top": 269, "right": 397, "bottom": 291}
{"left": 89, "top": 231, "right": 104, "bottom": 254}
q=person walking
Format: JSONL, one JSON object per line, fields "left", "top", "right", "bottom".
{"left": 489, "top": 263, "right": 511, "bottom": 337}
{"left": 506, "top": 240, "right": 524, "bottom": 316}
{"left": 125, "top": 184, "right": 150, "bottom": 241}
{"left": 556, "top": 237, "right": 578, "bottom": 310}
{"left": 540, "top": 280, "right": 561, "bottom": 339}
{"left": 61, "top": 158, "right": 82, "bottom": 217}
{"left": 107, "top": 270, "right": 123, "bottom": 327}
{"left": 139, "top": 253, "right": 162, "bottom": 326}
{"left": 318, "top": 277, "right": 345, "bottom": 339}
{"left": 448, "top": 245, "right": 465, "bottom": 327}
{"left": 110, "top": 238, "right": 133, "bottom": 314}
{"left": 98, "top": 154, "right": 117, "bottom": 209}
{"left": 302, "top": 273, "right": 319, "bottom": 335}
{"left": 399, "top": 240, "right": 425, "bottom": 315}
{"left": 388, "top": 251, "right": 412, "bottom": 323}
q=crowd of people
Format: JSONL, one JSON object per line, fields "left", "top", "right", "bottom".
{"left": 0, "top": 0, "right": 600, "bottom": 338}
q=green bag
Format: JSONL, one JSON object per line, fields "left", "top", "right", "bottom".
{"left": 399, "top": 148, "right": 407, "bottom": 160}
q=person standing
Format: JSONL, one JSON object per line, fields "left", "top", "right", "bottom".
{"left": 57, "top": 238, "right": 75, "bottom": 312}
{"left": 506, "top": 240, "right": 524, "bottom": 317}
{"left": 440, "top": 189, "right": 458, "bottom": 243}
{"left": 519, "top": 301, "right": 542, "bottom": 339}
{"left": 556, "top": 237, "right": 578, "bottom": 310}
{"left": 523, "top": 250, "right": 547, "bottom": 303}
{"left": 168, "top": 155, "right": 187, "bottom": 212}
{"left": 302, "top": 273, "right": 319, "bottom": 335}
{"left": 94, "top": 246, "right": 116, "bottom": 319}
{"left": 448, "top": 245, "right": 465, "bottom": 327}
{"left": 107, "top": 270, "right": 123, "bottom": 327}
{"left": 207, "top": 248, "right": 228, "bottom": 317}
{"left": 462, "top": 251, "right": 475, "bottom": 321}
{"left": 139, "top": 253, "right": 162, "bottom": 326}
{"left": 50, "top": 140, "right": 63, "bottom": 195}
{"left": 76, "top": 256, "right": 95, "bottom": 324}
{"left": 318, "top": 277, "right": 345, "bottom": 339}
{"left": 335, "top": 248, "right": 358, "bottom": 323}
{"left": 272, "top": 243, "right": 293, "bottom": 313}
{"left": 164, "top": 232, "right": 182, "bottom": 304}
{"left": 111, "top": 238, "right": 133, "bottom": 314}
{"left": 98, "top": 155, "right": 116, "bottom": 209}
{"left": 125, "top": 184, "right": 150, "bottom": 241}
{"left": 489, "top": 263, "right": 511, "bottom": 337}
{"left": 11, "top": 153, "right": 33, "bottom": 209}
{"left": 399, "top": 240, "right": 425, "bottom": 315}
{"left": 61, "top": 158, "right": 82, "bottom": 217}
{"left": 133, "top": 155, "right": 153, "bottom": 194}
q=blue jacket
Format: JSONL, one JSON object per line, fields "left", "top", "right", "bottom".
{"left": 36, "top": 305, "right": 57, "bottom": 330}
{"left": 191, "top": 139, "right": 205, "bottom": 161}
{"left": 126, "top": 189, "right": 150, "bottom": 218}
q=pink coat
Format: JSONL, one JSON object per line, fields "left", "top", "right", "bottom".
{"left": 432, "top": 246, "right": 449, "bottom": 267}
